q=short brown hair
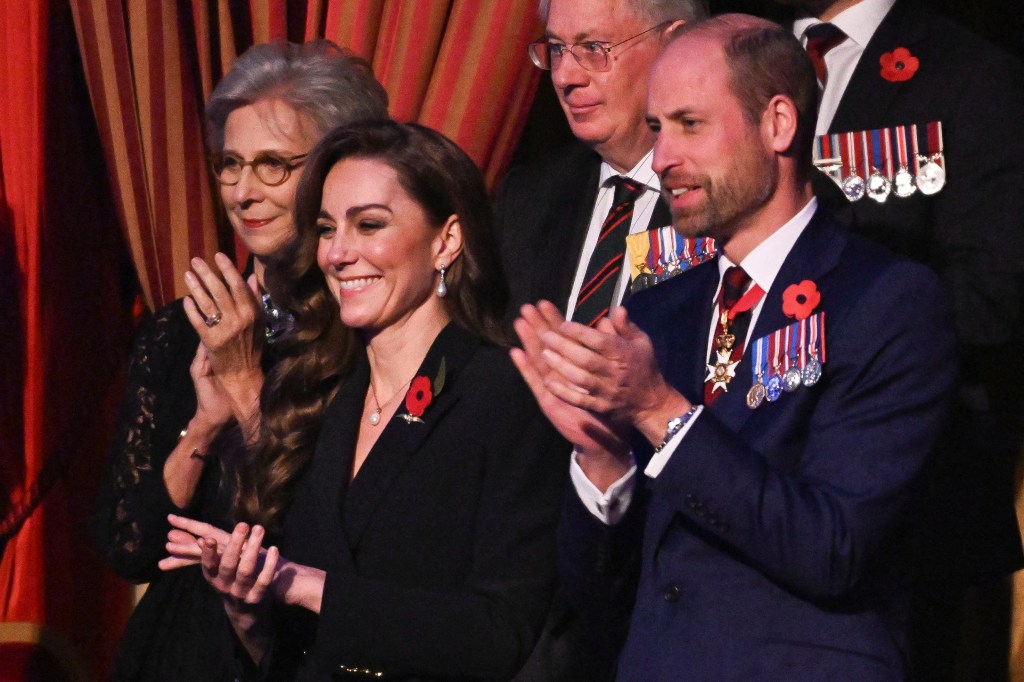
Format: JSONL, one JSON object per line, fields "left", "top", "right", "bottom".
{"left": 671, "top": 14, "right": 817, "bottom": 173}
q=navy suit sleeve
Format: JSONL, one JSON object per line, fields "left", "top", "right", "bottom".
{"left": 651, "top": 261, "right": 956, "bottom": 600}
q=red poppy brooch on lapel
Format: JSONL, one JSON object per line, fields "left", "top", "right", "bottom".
{"left": 399, "top": 358, "right": 446, "bottom": 424}
{"left": 879, "top": 47, "right": 919, "bottom": 82}
{"left": 782, "top": 280, "right": 821, "bottom": 321}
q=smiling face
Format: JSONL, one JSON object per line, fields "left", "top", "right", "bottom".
{"left": 316, "top": 157, "right": 461, "bottom": 337}
{"left": 648, "top": 36, "right": 777, "bottom": 245}
{"left": 219, "top": 99, "right": 319, "bottom": 259}
{"left": 544, "top": 0, "right": 663, "bottom": 171}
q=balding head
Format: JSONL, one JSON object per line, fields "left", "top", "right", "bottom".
{"left": 668, "top": 14, "right": 817, "bottom": 174}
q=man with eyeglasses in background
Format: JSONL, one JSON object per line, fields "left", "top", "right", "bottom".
{"left": 497, "top": 5, "right": 707, "bottom": 678}
{"left": 494, "top": 0, "right": 708, "bottom": 330}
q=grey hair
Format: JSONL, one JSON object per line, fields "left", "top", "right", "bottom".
{"left": 537, "top": 0, "right": 709, "bottom": 24}
{"left": 205, "top": 39, "right": 389, "bottom": 152}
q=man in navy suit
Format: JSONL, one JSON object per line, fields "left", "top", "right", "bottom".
{"left": 512, "top": 14, "right": 957, "bottom": 679}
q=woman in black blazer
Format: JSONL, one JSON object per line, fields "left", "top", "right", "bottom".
{"left": 163, "top": 121, "right": 569, "bottom": 680}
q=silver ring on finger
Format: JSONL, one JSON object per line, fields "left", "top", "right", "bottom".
{"left": 204, "top": 311, "right": 222, "bottom": 327}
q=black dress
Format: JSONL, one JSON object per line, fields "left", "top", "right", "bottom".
{"left": 93, "top": 299, "right": 244, "bottom": 681}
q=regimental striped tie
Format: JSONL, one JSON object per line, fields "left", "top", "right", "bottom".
{"left": 572, "top": 176, "right": 644, "bottom": 327}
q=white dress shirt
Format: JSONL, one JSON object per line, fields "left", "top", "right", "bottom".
{"left": 793, "top": 0, "right": 896, "bottom": 135}
{"left": 572, "top": 199, "right": 819, "bottom": 524}
{"left": 565, "top": 149, "right": 662, "bottom": 318}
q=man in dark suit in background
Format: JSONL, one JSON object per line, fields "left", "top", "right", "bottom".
{"left": 498, "top": 4, "right": 707, "bottom": 677}
{"left": 776, "top": 0, "right": 1024, "bottom": 676}
{"left": 513, "top": 14, "right": 957, "bottom": 679}
{"left": 494, "top": 0, "right": 708, "bottom": 326}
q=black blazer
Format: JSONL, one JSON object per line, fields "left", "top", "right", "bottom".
{"left": 493, "top": 140, "right": 671, "bottom": 317}
{"left": 816, "top": 0, "right": 1024, "bottom": 347}
{"left": 276, "top": 324, "right": 569, "bottom": 681}
{"left": 809, "top": 0, "right": 1024, "bottom": 577}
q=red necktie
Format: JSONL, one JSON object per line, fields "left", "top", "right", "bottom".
{"left": 805, "top": 23, "right": 847, "bottom": 87}
{"left": 572, "top": 176, "right": 644, "bottom": 327}
{"left": 704, "top": 266, "right": 753, "bottom": 405}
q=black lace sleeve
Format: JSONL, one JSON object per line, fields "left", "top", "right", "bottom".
{"left": 93, "top": 299, "right": 204, "bottom": 582}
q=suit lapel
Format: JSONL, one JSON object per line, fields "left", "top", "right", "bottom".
{"left": 551, "top": 153, "right": 602, "bottom": 311}
{"left": 341, "top": 324, "right": 479, "bottom": 549}
{"left": 285, "top": 360, "right": 366, "bottom": 571}
{"left": 706, "top": 210, "right": 847, "bottom": 433}
{"left": 830, "top": 1, "right": 926, "bottom": 132}
{"left": 646, "top": 195, "right": 671, "bottom": 232}
{"left": 653, "top": 262, "right": 721, "bottom": 404}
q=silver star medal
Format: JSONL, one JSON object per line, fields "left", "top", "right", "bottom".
{"left": 706, "top": 349, "right": 739, "bottom": 394}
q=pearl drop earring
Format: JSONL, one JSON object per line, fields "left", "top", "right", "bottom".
{"left": 436, "top": 264, "right": 448, "bottom": 298}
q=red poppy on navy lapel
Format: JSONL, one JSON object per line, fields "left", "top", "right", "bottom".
{"left": 782, "top": 280, "right": 821, "bottom": 321}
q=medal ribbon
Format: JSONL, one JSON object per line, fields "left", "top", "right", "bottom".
{"left": 895, "top": 125, "right": 910, "bottom": 169}
{"left": 925, "top": 121, "right": 944, "bottom": 169}
{"left": 816, "top": 312, "right": 826, "bottom": 362}
{"left": 858, "top": 131, "right": 870, "bottom": 180}
{"left": 787, "top": 323, "right": 799, "bottom": 371}
{"left": 870, "top": 129, "right": 885, "bottom": 176}
{"left": 840, "top": 131, "right": 855, "bottom": 179}
{"left": 645, "top": 227, "right": 661, "bottom": 273}
{"left": 882, "top": 127, "right": 894, "bottom": 177}
{"left": 911, "top": 124, "right": 922, "bottom": 175}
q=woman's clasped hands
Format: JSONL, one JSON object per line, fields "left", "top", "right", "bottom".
{"left": 160, "top": 514, "right": 279, "bottom": 608}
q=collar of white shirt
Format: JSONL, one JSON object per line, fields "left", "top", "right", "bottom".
{"left": 793, "top": 0, "right": 895, "bottom": 50}
{"left": 598, "top": 148, "right": 661, "bottom": 195}
{"left": 717, "top": 198, "right": 818, "bottom": 296}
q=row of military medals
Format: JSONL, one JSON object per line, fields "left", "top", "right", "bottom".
{"left": 628, "top": 227, "right": 716, "bottom": 293}
{"left": 745, "top": 313, "right": 826, "bottom": 410}
{"left": 813, "top": 121, "right": 946, "bottom": 202}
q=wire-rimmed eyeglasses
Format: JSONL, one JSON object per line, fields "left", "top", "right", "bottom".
{"left": 210, "top": 151, "right": 309, "bottom": 187}
{"left": 528, "top": 21, "right": 668, "bottom": 73}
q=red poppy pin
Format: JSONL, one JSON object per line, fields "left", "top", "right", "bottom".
{"left": 399, "top": 358, "right": 446, "bottom": 424}
{"left": 782, "top": 280, "right": 821, "bottom": 321}
{"left": 879, "top": 47, "right": 919, "bottom": 82}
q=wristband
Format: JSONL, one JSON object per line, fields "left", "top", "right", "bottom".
{"left": 653, "top": 405, "right": 699, "bottom": 453}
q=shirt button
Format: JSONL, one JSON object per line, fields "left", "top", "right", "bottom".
{"left": 663, "top": 585, "right": 682, "bottom": 602}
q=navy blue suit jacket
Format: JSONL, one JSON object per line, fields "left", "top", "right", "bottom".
{"left": 561, "top": 209, "right": 957, "bottom": 680}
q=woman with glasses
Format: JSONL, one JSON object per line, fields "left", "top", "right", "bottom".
{"left": 94, "top": 40, "right": 388, "bottom": 681}
{"left": 161, "top": 121, "right": 569, "bottom": 680}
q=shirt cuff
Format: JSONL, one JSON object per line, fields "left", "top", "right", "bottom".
{"left": 643, "top": 405, "right": 703, "bottom": 478}
{"left": 569, "top": 451, "right": 637, "bottom": 525}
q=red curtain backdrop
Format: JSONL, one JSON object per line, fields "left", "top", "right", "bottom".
{"left": 71, "top": 0, "right": 543, "bottom": 311}
{"left": 1, "top": 0, "right": 542, "bottom": 677}
{"left": 1, "top": 0, "right": 137, "bottom": 677}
